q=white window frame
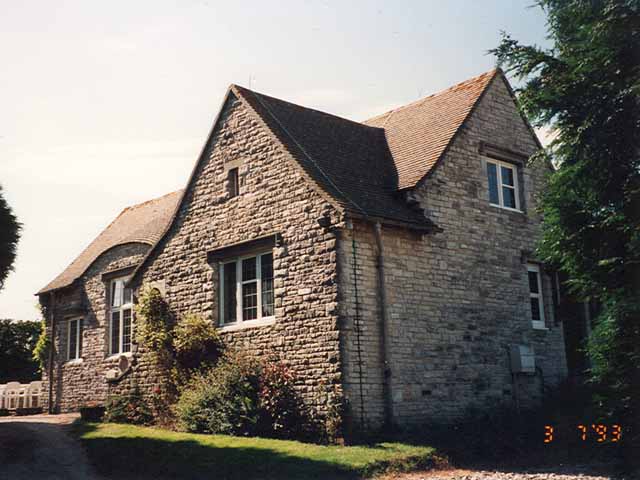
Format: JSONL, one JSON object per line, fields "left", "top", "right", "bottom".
{"left": 67, "top": 317, "right": 82, "bottom": 361}
{"left": 109, "top": 277, "right": 133, "bottom": 356}
{"left": 486, "top": 158, "right": 521, "bottom": 211}
{"left": 219, "top": 251, "right": 275, "bottom": 327}
{"left": 527, "top": 264, "right": 546, "bottom": 329}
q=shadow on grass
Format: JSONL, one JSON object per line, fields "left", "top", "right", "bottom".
{"left": 72, "top": 422, "right": 435, "bottom": 480}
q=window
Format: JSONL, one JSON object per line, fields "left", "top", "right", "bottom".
{"left": 527, "top": 264, "right": 546, "bottom": 329}
{"left": 219, "top": 252, "right": 274, "bottom": 325}
{"left": 110, "top": 278, "right": 133, "bottom": 355}
{"left": 228, "top": 168, "right": 239, "bottom": 198}
{"left": 486, "top": 158, "right": 520, "bottom": 210}
{"left": 67, "top": 317, "right": 82, "bottom": 360}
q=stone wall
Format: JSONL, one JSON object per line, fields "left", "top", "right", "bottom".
{"left": 133, "top": 93, "right": 344, "bottom": 416}
{"left": 339, "top": 75, "right": 567, "bottom": 430}
{"left": 42, "top": 242, "right": 149, "bottom": 412}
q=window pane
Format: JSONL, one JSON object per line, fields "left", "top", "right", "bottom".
{"left": 68, "top": 320, "right": 77, "bottom": 360}
{"left": 261, "top": 253, "right": 274, "bottom": 317}
{"left": 501, "top": 165, "right": 515, "bottom": 186}
{"left": 503, "top": 186, "right": 516, "bottom": 209}
{"left": 487, "top": 163, "right": 499, "bottom": 205}
{"left": 530, "top": 298, "right": 541, "bottom": 321}
{"left": 122, "top": 309, "right": 132, "bottom": 353}
{"left": 528, "top": 271, "right": 539, "bottom": 294}
{"left": 111, "top": 311, "right": 120, "bottom": 354}
{"left": 112, "top": 280, "right": 123, "bottom": 307}
{"left": 242, "top": 282, "right": 258, "bottom": 320}
{"left": 123, "top": 287, "right": 132, "bottom": 305}
{"left": 223, "top": 263, "right": 237, "bottom": 323}
{"left": 242, "top": 257, "right": 257, "bottom": 281}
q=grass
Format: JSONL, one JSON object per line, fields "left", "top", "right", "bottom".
{"left": 73, "top": 422, "right": 438, "bottom": 480}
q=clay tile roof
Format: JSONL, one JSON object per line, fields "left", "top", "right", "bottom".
{"left": 364, "top": 69, "right": 498, "bottom": 189}
{"left": 233, "top": 85, "right": 430, "bottom": 227}
{"left": 37, "top": 190, "right": 183, "bottom": 295}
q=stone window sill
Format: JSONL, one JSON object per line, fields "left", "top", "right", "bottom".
{"left": 489, "top": 203, "right": 525, "bottom": 215}
{"left": 217, "top": 317, "right": 276, "bottom": 333}
{"left": 532, "top": 325, "right": 549, "bottom": 331}
{"left": 65, "top": 358, "right": 84, "bottom": 366}
{"left": 105, "top": 352, "right": 134, "bottom": 362}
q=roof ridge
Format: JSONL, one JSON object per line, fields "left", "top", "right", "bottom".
{"left": 123, "top": 189, "right": 184, "bottom": 212}
{"left": 231, "top": 84, "right": 384, "bottom": 131}
{"left": 232, "top": 85, "right": 370, "bottom": 218}
{"left": 364, "top": 68, "right": 498, "bottom": 123}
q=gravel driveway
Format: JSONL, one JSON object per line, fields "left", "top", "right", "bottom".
{"left": 0, "top": 413, "right": 102, "bottom": 480}
{"left": 384, "top": 465, "right": 627, "bottom": 480}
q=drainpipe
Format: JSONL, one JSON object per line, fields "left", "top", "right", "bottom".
{"left": 47, "top": 292, "right": 56, "bottom": 414}
{"left": 373, "top": 222, "right": 394, "bottom": 429}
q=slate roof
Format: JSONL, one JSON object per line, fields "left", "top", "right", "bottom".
{"left": 233, "top": 85, "right": 429, "bottom": 227}
{"left": 364, "top": 69, "right": 497, "bottom": 189}
{"left": 38, "top": 190, "right": 182, "bottom": 294}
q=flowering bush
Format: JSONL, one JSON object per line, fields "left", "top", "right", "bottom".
{"left": 257, "top": 361, "right": 305, "bottom": 439}
{"left": 175, "top": 353, "right": 307, "bottom": 439}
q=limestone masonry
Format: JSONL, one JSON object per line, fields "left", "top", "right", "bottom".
{"left": 39, "top": 69, "right": 568, "bottom": 433}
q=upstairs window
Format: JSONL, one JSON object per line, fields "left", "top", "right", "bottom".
{"left": 527, "top": 264, "right": 546, "bottom": 329}
{"left": 219, "top": 252, "right": 274, "bottom": 326}
{"left": 228, "top": 168, "right": 239, "bottom": 198}
{"left": 67, "top": 317, "right": 83, "bottom": 360}
{"left": 110, "top": 278, "right": 133, "bottom": 355}
{"left": 486, "top": 159, "right": 520, "bottom": 210}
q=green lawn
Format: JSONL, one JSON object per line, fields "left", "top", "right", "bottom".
{"left": 73, "top": 422, "right": 437, "bottom": 479}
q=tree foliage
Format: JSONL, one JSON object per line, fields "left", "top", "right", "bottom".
{"left": 491, "top": 0, "right": 640, "bottom": 430}
{"left": 0, "top": 319, "right": 42, "bottom": 383}
{"left": 0, "top": 185, "right": 21, "bottom": 291}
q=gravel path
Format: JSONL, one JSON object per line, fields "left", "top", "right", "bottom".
{"left": 0, "top": 413, "right": 103, "bottom": 480}
{"left": 383, "top": 465, "right": 627, "bottom": 480}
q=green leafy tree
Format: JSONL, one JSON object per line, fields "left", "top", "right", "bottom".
{"left": 0, "top": 185, "right": 21, "bottom": 291}
{"left": 0, "top": 319, "right": 42, "bottom": 383}
{"left": 491, "top": 0, "right": 640, "bottom": 455}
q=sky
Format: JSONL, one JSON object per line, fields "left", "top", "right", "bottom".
{"left": 0, "top": 1, "right": 551, "bottom": 320}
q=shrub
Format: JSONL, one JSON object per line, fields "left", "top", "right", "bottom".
{"left": 32, "top": 319, "right": 50, "bottom": 370}
{"left": 104, "top": 389, "right": 153, "bottom": 425}
{"left": 173, "top": 314, "right": 223, "bottom": 375}
{"left": 135, "top": 286, "right": 172, "bottom": 364}
{"left": 257, "top": 361, "right": 305, "bottom": 439}
{"left": 175, "top": 353, "right": 308, "bottom": 439}
{"left": 175, "top": 353, "right": 261, "bottom": 435}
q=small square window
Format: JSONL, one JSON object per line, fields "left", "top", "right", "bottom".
{"left": 228, "top": 168, "right": 239, "bottom": 198}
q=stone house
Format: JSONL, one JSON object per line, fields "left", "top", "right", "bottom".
{"left": 38, "top": 69, "right": 568, "bottom": 432}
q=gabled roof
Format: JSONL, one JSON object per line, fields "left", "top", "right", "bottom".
{"left": 38, "top": 190, "right": 182, "bottom": 294}
{"left": 364, "top": 69, "right": 498, "bottom": 189}
{"left": 233, "top": 85, "right": 429, "bottom": 227}
{"left": 43, "top": 69, "right": 508, "bottom": 294}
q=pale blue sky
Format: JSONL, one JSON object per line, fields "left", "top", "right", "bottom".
{"left": 0, "top": 1, "right": 550, "bottom": 320}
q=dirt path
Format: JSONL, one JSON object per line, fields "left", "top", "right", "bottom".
{"left": 0, "top": 413, "right": 103, "bottom": 480}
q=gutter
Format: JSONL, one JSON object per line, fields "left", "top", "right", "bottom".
{"left": 373, "top": 222, "right": 394, "bottom": 429}
{"left": 47, "top": 292, "right": 56, "bottom": 414}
